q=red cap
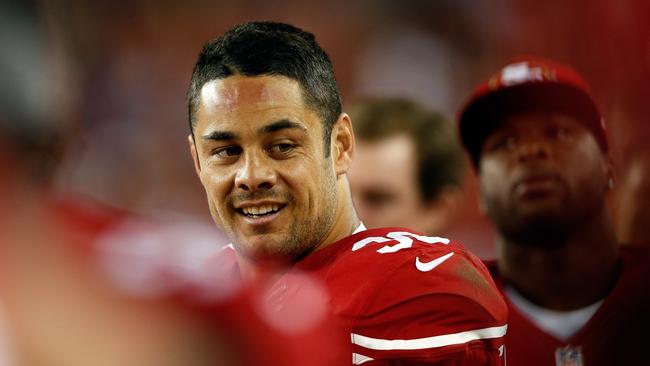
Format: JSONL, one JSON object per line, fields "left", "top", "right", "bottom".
{"left": 457, "top": 55, "right": 608, "bottom": 166}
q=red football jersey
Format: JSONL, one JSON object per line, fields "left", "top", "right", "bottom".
{"left": 485, "top": 244, "right": 650, "bottom": 365}
{"left": 264, "top": 227, "right": 509, "bottom": 365}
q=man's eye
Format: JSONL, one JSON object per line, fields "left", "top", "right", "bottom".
{"left": 269, "top": 143, "right": 296, "bottom": 155}
{"left": 550, "top": 126, "right": 572, "bottom": 141}
{"left": 362, "top": 191, "right": 395, "bottom": 208}
{"left": 504, "top": 137, "right": 518, "bottom": 150}
{"left": 212, "top": 146, "right": 242, "bottom": 158}
{"left": 486, "top": 136, "right": 517, "bottom": 152}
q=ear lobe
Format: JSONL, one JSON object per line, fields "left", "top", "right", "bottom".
{"left": 188, "top": 134, "right": 202, "bottom": 176}
{"left": 331, "top": 113, "right": 354, "bottom": 176}
{"left": 421, "top": 187, "right": 464, "bottom": 234}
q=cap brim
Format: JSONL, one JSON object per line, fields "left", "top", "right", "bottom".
{"left": 458, "top": 82, "right": 604, "bottom": 166}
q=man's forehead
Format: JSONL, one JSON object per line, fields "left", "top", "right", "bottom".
{"left": 199, "top": 75, "right": 304, "bottom": 110}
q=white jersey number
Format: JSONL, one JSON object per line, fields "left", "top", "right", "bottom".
{"left": 351, "top": 231, "right": 449, "bottom": 253}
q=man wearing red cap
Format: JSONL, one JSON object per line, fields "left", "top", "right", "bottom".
{"left": 457, "top": 56, "right": 650, "bottom": 365}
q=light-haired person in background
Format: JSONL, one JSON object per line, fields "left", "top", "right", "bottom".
{"left": 348, "top": 98, "right": 465, "bottom": 236}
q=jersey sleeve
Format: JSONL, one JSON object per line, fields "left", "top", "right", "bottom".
{"left": 349, "top": 240, "right": 508, "bottom": 365}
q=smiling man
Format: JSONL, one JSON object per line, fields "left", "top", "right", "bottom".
{"left": 187, "top": 21, "right": 507, "bottom": 365}
{"left": 458, "top": 56, "right": 650, "bottom": 365}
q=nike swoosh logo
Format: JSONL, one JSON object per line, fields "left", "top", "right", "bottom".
{"left": 415, "top": 252, "right": 454, "bottom": 272}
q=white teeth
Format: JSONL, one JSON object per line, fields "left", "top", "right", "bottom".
{"left": 242, "top": 204, "right": 280, "bottom": 216}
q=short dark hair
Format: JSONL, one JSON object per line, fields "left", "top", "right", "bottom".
{"left": 349, "top": 98, "right": 465, "bottom": 202}
{"left": 187, "top": 21, "right": 342, "bottom": 156}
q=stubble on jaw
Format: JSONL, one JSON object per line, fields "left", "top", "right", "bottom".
{"left": 218, "top": 177, "right": 337, "bottom": 263}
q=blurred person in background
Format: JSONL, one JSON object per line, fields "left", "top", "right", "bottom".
{"left": 0, "top": 1, "right": 226, "bottom": 365}
{"left": 457, "top": 56, "right": 650, "bottom": 365}
{"left": 616, "top": 149, "right": 650, "bottom": 244}
{"left": 348, "top": 97, "right": 465, "bottom": 236}
{"left": 187, "top": 21, "right": 508, "bottom": 365}
{"left": 0, "top": 0, "right": 228, "bottom": 314}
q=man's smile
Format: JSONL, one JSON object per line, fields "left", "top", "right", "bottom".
{"left": 237, "top": 203, "right": 285, "bottom": 218}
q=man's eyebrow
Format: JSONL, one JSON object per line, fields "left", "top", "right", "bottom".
{"left": 259, "top": 119, "right": 308, "bottom": 134}
{"left": 200, "top": 119, "right": 306, "bottom": 141}
{"left": 202, "top": 130, "right": 237, "bottom": 141}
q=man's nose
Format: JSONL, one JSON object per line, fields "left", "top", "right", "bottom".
{"left": 515, "top": 137, "right": 551, "bottom": 162}
{"left": 234, "top": 151, "right": 277, "bottom": 191}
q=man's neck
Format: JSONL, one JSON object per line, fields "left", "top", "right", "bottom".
{"left": 236, "top": 255, "right": 288, "bottom": 284}
{"left": 497, "top": 210, "right": 619, "bottom": 311}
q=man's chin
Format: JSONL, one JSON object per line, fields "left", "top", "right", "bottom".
{"left": 515, "top": 199, "right": 565, "bottom": 217}
{"left": 504, "top": 214, "right": 573, "bottom": 249}
{"left": 234, "top": 238, "right": 295, "bottom": 265}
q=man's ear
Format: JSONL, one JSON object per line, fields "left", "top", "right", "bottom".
{"left": 421, "top": 186, "right": 464, "bottom": 234}
{"left": 331, "top": 113, "right": 354, "bottom": 176}
{"left": 188, "top": 134, "right": 202, "bottom": 176}
{"left": 476, "top": 174, "right": 489, "bottom": 217}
